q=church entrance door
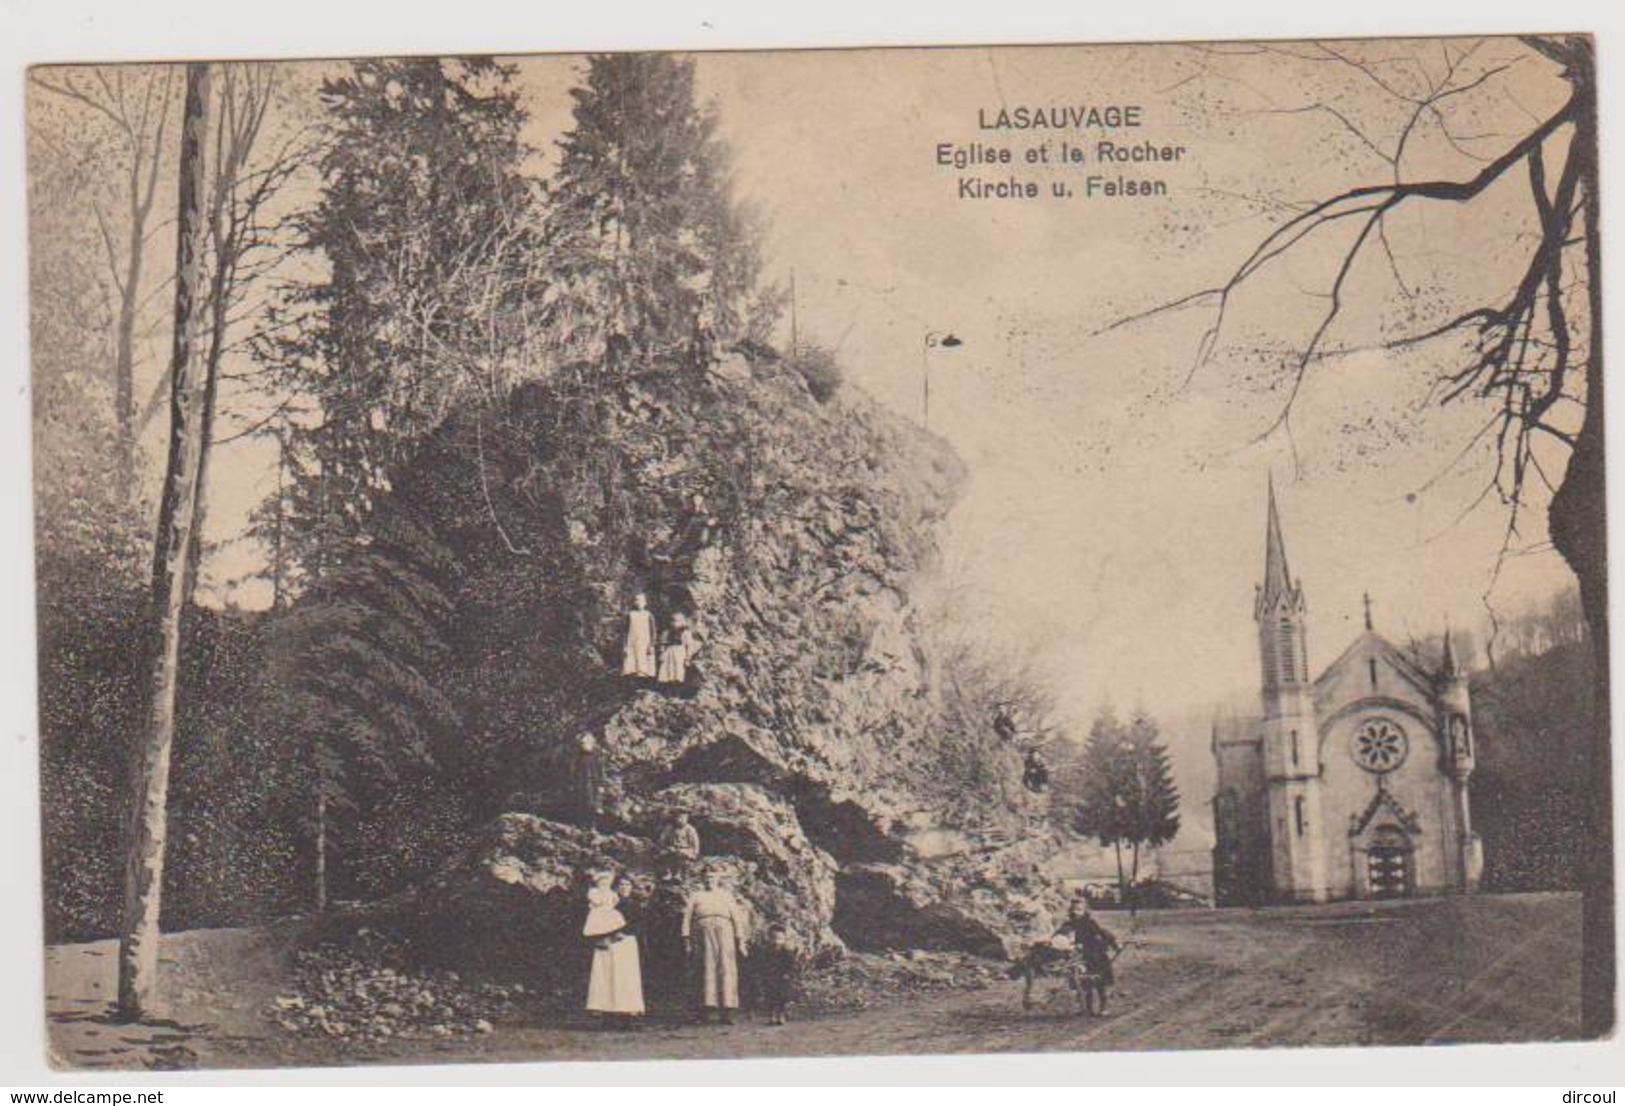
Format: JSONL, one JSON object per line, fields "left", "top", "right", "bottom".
{"left": 1366, "top": 836, "right": 1413, "bottom": 899}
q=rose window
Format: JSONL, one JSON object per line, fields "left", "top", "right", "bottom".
{"left": 1352, "top": 719, "right": 1408, "bottom": 773}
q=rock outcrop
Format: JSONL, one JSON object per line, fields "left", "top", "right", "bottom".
{"left": 345, "top": 349, "right": 1065, "bottom": 973}
{"left": 833, "top": 830, "right": 1070, "bottom": 960}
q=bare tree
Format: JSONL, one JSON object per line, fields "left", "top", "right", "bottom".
{"left": 118, "top": 62, "right": 212, "bottom": 1021}
{"left": 188, "top": 63, "right": 313, "bottom": 581}
{"left": 1117, "top": 35, "right": 1609, "bottom": 1037}
{"left": 31, "top": 66, "right": 178, "bottom": 502}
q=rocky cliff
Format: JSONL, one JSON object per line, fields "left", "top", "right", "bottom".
{"left": 336, "top": 348, "right": 1067, "bottom": 971}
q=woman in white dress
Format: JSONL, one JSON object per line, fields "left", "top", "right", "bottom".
{"left": 621, "top": 592, "right": 656, "bottom": 678}
{"left": 657, "top": 612, "right": 698, "bottom": 686}
{"left": 583, "top": 869, "right": 645, "bottom": 1026}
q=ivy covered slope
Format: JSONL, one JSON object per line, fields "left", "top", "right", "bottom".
{"left": 334, "top": 346, "right": 1067, "bottom": 969}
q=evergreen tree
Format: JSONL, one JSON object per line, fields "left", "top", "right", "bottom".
{"left": 541, "top": 53, "right": 770, "bottom": 374}
{"left": 1074, "top": 707, "right": 1133, "bottom": 899}
{"left": 530, "top": 53, "right": 779, "bottom": 597}
{"left": 267, "top": 502, "right": 462, "bottom": 906}
{"left": 1072, "top": 707, "right": 1181, "bottom": 905}
{"left": 253, "top": 58, "right": 533, "bottom": 899}
{"left": 1123, "top": 711, "right": 1181, "bottom": 899}
{"left": 263, "top": 57, "right": 539, "bottom": 579}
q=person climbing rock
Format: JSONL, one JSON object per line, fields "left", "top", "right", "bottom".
{"left": 621, "top": 592, "right": 657, "bottom": 680}
{"left": 669, "top": 493, "right": 717, "bottom": 563}
{"left": 993, "top": 703, "right": 1020, "bottom": 743}
{"left": 575, "top": 731, "right": 604, "bottom": 827}
{"left": 690, "top": 307, "right": 718, "bottom": 371}
{"left": 1023, "top": 746, "right": 1050, "bottom": 793}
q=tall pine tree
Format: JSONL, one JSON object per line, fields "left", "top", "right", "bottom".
{"left": 541, "top": 53, "right": 769, "bottom": 374}
{"left": 1072, "top": 707, "right": 1181, "bottom": 905}
{"left": 1123, "top": 711, "right": 1181, "bottom": 900}
{"left": 255, "top": 58, "right": 533, "bottom": 904}
{"left": 265, "top": 57, "right": 539, "bottom": 580}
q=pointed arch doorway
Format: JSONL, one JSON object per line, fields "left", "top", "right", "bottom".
{"left": 1365, "top": 825, "right": 1415, "bottom": 899}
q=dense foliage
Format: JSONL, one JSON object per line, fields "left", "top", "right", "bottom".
{"left": 542, "top": 53, "right": 773, "bottom": 367}
{"left": 264, "top": 58, "right": 540, "bottom": 578}
{"left": 1473, "top": 639, "right": 1594, "bottom": 893}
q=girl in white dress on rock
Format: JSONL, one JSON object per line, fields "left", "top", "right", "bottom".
{"left": 657, "top": 612, "right": 698, "bottom": 686}
{"left": 621, "top": 592, "right": 656, "bottom": 679}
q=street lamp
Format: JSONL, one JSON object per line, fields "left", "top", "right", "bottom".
{"left": 922, "top": 330, "right": 963, "bottom": 429}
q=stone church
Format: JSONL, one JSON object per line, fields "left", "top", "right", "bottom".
{"left": 1211, "top": 482, "right": 1484, "bottom": 905}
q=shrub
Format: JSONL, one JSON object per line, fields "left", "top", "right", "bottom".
{"left": 788, "top": 344, "right": 844, "bottom": 404}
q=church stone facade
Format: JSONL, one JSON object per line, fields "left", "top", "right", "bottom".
{"left": 1211, "top": 483, "right": 1484, "bottom": 906}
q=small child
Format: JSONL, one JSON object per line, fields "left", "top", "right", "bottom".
{"left": 582, "top": 870, "right": 627, "bottom": 939}
{"left": 758, "top": 924, "right": 803, "bottom": 1026}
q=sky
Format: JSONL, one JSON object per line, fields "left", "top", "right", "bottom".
{"left": 685, "top": 41, "right": 1579, "bottom": 725}
{"left": 136, "top": 39, "right": 1584, "bottom": 746}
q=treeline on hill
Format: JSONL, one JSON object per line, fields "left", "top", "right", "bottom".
{"left": 34, "top": 55, "right": 1041, "bottom": 942}
{"left": 1470, "top": 591, "right": 1594, "bottom": 894}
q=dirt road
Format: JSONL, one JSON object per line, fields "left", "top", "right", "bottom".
{"left": 43, "top": 892, "right": 1582, "bottom": 1071}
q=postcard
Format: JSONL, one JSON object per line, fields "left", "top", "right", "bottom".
{"left": 26, "top": 34, "right": 1612, "bottom": 1069}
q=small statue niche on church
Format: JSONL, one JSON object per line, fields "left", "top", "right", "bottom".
{"left": 1449, "top": 715, "right": 1473, "bottom": 762}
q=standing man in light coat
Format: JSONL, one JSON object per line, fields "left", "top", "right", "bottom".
{"left": 682, "top": 866, "right": 750, "bottom": 1024}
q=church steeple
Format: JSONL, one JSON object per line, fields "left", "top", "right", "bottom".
{"left": 1256, "top": 475, "right": 1306, "bottom": 622}
{"left": 1256, "top": 476, "right": 1309, "bottom": 691}
{"left": 1251, "top": 475, "right": 1328, "bottom": 904}
{"left": 1261, "top": 474, "right": 1294, "bottom": 610}
{"left": 1441, "top": 626, "right": 1461, "bottom": 678}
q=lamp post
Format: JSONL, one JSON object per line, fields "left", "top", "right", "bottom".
{"left": 922, "top": 329, "right": 963, "bottom": 429}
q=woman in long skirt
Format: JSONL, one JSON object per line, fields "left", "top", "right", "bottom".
{"left": 621, "top": 592, "right": 656, "bottom": 679}
{"left": 584, "top": 871, "right": 645, "bottom": 1026}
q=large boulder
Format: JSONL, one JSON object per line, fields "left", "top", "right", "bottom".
{"left": 832, "top": 831, "right": 1069, "bottom": 960}
{"left": 629, "top": 781, "right": 841, "bottom": 952}
{"left": 354, "top": 781, "right": 847, "bottom": 987}
{"left": 364, "top": 815, "right": 650, "bottom": 980}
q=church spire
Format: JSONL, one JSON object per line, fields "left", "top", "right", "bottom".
{"left": 1262, "top": 473, "right": 1294, "bottom": 608}
{"left": 1441, "top": 626, "right": 1460, "bottom": 678}
{"left": 1256, "top": 474, "right": 1309, "bottom": 687}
